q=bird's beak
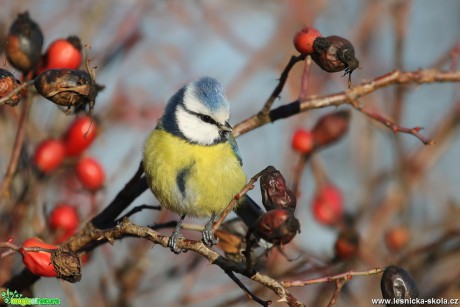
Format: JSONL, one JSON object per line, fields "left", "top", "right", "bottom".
{"left": 220, "top": 121, "right": 233, "bottom": 132}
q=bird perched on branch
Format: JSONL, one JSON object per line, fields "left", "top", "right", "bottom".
{"left": 143, "top": 77, "right": 258, "bottom": 253}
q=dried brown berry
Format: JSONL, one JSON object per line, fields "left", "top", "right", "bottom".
{"left": 6, "top": 12, "right": 44, "bottom": 74}
{"left": 34, "top": 68, "right": 92, "bottom": 108}
{"left": 380, "top": 265, "right": 419, "bottom": 307}
{"left": 253, "top": 209, "right": 300, "bottom": 245}
{"left": 311, "top": 110, "right": 350, "bottom": 148}
{"left": 0, "top": 69, "right": 21, "bottom": 106}
{"left": 51, "top": 249, "right": 81, "bottom": 283}
{"left": 312, "top": 35, "right": 359, "bottom": 85}
{"left": 260, "top": 166, "right": 296, "bottom": 213}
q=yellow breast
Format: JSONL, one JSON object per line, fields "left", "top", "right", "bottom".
{"left": 143, "top": 129, "right": 247, "bottom": 218}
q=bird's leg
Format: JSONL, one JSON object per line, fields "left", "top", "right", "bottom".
{"left": 168, "top": 214, "right": 186, "bottom": 254}
{"left": 202, "top": 213, "right": 219, "bottom": 247}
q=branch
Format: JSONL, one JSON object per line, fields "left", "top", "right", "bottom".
{"left": 0, "top": 94, "right": 33, "bottom": 198}
{"left": 65, "top": 218, "right": 305, "bottom": 306}
{"left": 281, "top": 268, "right": 384, "bottom": 288}
{"left": 233, "top": 69, "right": 460, "bottom": 137}
{"left": 260, "top": 54, "right": 306, "bottom": 115}
{"left": 356, "top": 106, "right": 434, "bottom": 145}
{"left": 327, "top": 279, "right": 348, "bottom": 307}
{"left": 225, "top": 270, "right": 271, "bottom": 306}
{"left": 91, "top": 162, "right": 147, "bottom": 228}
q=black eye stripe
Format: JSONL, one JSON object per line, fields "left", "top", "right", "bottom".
{"left": 183, "top": 107, "right": 220, "bottom": 127}
{"left": 198, "top": 114, "right": 216, "bottom": 125}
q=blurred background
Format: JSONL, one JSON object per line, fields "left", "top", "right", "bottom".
{"left": 1, "top": 0, "right": 460, "bottom": 306}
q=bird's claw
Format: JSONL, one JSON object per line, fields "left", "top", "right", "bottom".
{"left": 202, "top": 221, "right": 219, "bottom": 247}
{"left": 168, "top": 230, "right": 187, "bottom": 254}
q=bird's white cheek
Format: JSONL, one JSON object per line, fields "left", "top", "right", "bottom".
{"left": 176, "top": 107, "right": 220, "bottom": 145}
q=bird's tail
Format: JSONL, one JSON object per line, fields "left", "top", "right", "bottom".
{"left": 233, "top": 195, "right": 264, "bottom": 228}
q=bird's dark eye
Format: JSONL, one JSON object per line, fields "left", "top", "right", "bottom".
{"left": 199, "top": 114, "right": 214, "bottom": 124}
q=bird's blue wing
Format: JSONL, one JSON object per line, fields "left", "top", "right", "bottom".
{"left": 229, "top": 134, "right": 243, "bottom": 166}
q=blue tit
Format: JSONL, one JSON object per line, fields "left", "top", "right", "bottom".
{"left": 143, "top": 77, "right": 248, "bottom": 253}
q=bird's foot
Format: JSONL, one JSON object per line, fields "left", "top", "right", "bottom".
{"left": 168, "top": 215, "right": 187, "bottom": 254}
{"left": 168, "top": 229, "right": 187, "bottom": 254}
{"left": 202, "top": 215, "right": 219, "bottom": 247}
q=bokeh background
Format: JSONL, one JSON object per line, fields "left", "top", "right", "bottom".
{"left": 1, "top": 1, "right": 460, "bottom": 306}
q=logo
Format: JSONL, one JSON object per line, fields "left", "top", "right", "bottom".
{"left": 1, "top": 289, "right": 60, "bottom": 306}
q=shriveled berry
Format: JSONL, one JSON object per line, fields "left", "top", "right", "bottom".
{"left": 293, "top": 27, "right": 322, "bottom": 54}
{"left": 51, "top": 249, "right": 81, "bottom": 282}
{"left": 6, "top": 12, "right": 44, "bottom": 73}
{"left": 311, "top": 110, "right": 350, "bottom": 148}
{"left": 34, "top": 68, "right": 92, "bottom": 108}
{"left": 253, "top": 209, "right": 300, "bottom": 245}
{"left": 0, "top": 69, "right": 21, "bottom": 106}
{"left": 260, "top": 166, "right": 296, "bottom": 213}
{"left": 312, "top": 35, "right": 359, "bottom": 85}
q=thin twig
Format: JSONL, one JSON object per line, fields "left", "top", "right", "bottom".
{"left": 115, "top": 204, "right": 161, "bottom": 223}
{"left": 260, "top": 54, "right": 306, "bottom": 115}
{"left": 225, "top": 270, "right": 271, "bottom": 306}
{"left": 281, "top": 268, "right": 384, "bottom": 288}
{"left": 356, "top": 106, "right": 434, "bottom": 145}
{"left": 0, "top": 94, "right": 33, "bottom": 198}
{"left": 298, "top": 56, "right": 312, "bottom": 101}
{"left": 327, "top": 279, "right": 348, "bottom": 307}
{"left": 213, "top": 166, "right": 272, "bottom": 232}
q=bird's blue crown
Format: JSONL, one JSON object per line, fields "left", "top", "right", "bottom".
{"left": 190, "top": 77, "right": 228, "bottom": 112}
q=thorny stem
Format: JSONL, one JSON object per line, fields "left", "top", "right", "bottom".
{"left": 260, "top": 54, "right": 307, "bottom": 115}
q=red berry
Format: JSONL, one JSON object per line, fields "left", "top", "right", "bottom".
{"left": 48, "top": 204, "right": 80, "bottom": 243}
{"left": 33, "top": 139, "right": 66, "bottom": 173}
{"left": 75, "top": 157, "right": 105, "bottom": 191}
{"left": 312, "top": 184, "right": 343, "bottom": 226}
{"left": 385, "top": 226, "right": 410, "bottom": 252}
{"left": 293, "top": 27, "right": 322, "bottom": 54}
{"left": 334, "top": 228, "right": 359, "bottom": 259}
{"left": 63, "top": 116, "right": 97, "bottom": 157}
{"left": 43, "top": 36, "right": 82, "bottom": 71}
{"left": 291, "top": 129, "right": 314, "bottom": 154}
{"left": 21, "top": 237, "right": 58, "bottom": 277}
